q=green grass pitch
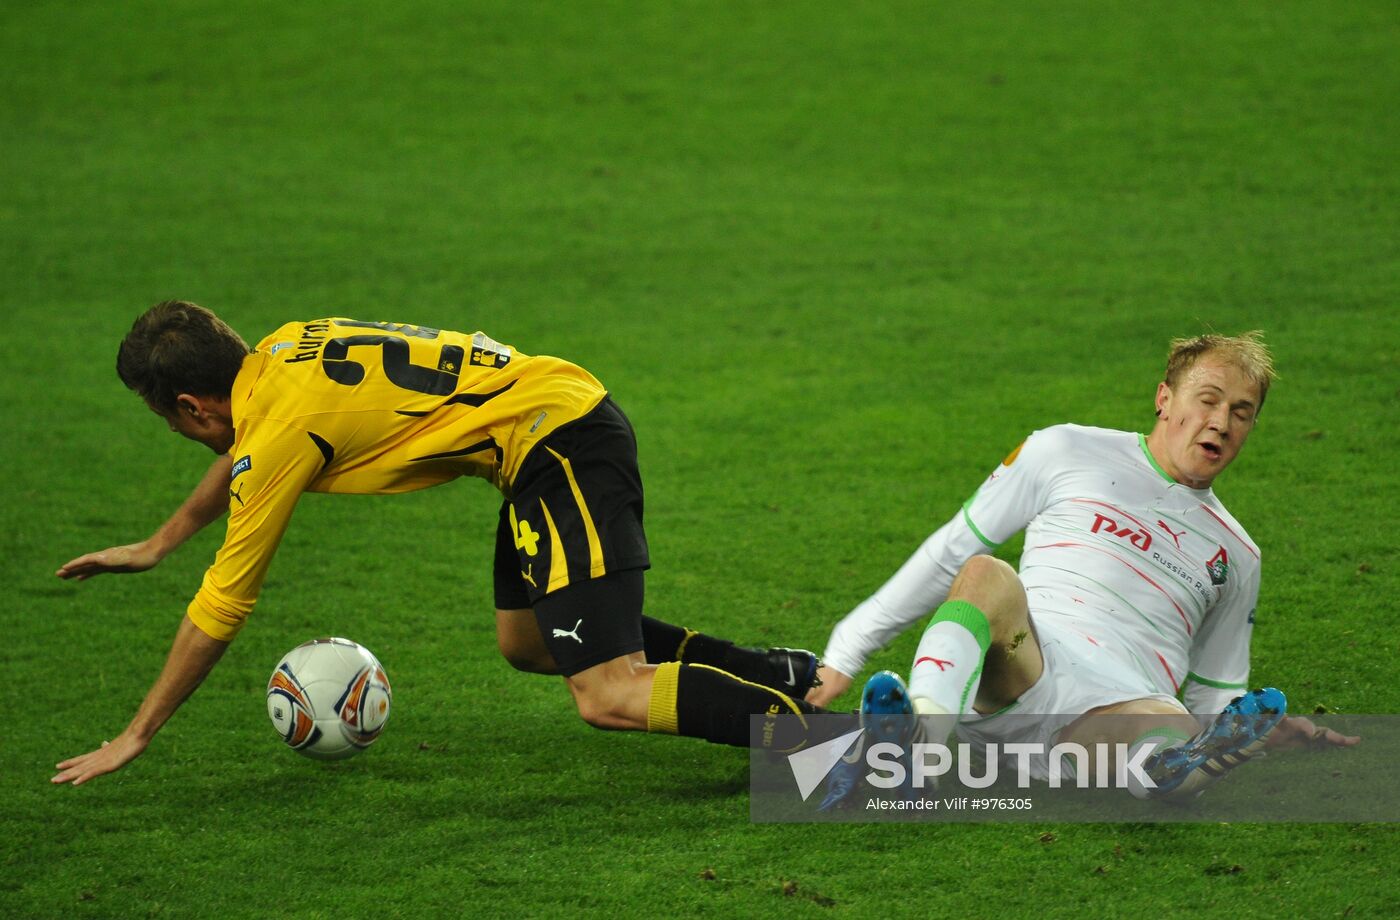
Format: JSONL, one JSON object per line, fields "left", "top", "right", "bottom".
{"left": 3, "top": 1, "right": 1398, "bottom": 916}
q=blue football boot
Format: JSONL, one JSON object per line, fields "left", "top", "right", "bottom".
{"left": 860, "top": 670, "right": 915, "bottom": 745}
{"left": 1143, "top": 687, "right": 1287, "bottom": 801}
{"left": 819, "top": 671, "right": 918, "bottom": 810}
{"left": 817, "top": 732, "right": 868, "bottom": 811}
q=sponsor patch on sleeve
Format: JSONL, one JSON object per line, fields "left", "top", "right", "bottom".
{"left": 469, "top": 332, "right": 512, "bottom": 367}
{"left": 231, "top": 455, "right": 253, "bottom": 480}
{"left": 268, "top": 341, "right": 295, "bottom": 355}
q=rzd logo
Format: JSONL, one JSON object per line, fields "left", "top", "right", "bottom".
{"left": 1090, "top": 512, "right": 1152, "bottom": 552}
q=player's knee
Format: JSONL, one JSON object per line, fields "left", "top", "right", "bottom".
{"left": 953, "top": 556, "right": 1022, "bottom": 606}
{"left": 495, "top": 608, "right": 559, "bottom": 674}
{"left": 497, "top": 635, "right": 553, "bottom": 674}
{"left": 957, "top": 554, "right": 1018, "bottom": 590}
{"left": 500, "top": 648, "right": 550, "bottom": 673}
{"left": 952, "top": 556, "right": 1030, "bottom": 644}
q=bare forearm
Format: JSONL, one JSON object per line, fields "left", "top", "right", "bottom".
{"left": 148, "top": 455, "right": 233, "bottom": 557}
{"left": 57, "top": 457, "right": 233, "bottom": 581}
{"left": 823, "top": 523, "right": 973, "bottom": 677}
{"left": 53, "top": 615, "right": 230, "bottom": 785}
{"left": 126, "top": 615, "right": 230, "bottom": 741}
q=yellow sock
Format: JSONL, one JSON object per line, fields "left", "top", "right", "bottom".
{"left": 646, "top": 661, "right": 681, "bottom": 734}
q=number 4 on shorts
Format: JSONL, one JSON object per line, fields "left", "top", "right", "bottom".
{"left": 509, "top": 505, "right": 541, "bottom": 557}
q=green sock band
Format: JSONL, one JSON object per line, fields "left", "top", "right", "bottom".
{"left": 926, "top": 600, "right": 992, "bottom": 655}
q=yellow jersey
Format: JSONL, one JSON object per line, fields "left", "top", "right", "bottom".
{"left": 187, "top": 319, "right": 607, "bottom": 640}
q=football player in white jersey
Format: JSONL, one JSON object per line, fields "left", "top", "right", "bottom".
{"left": 812, "top": 332, "right": 1357, "bottom": 801}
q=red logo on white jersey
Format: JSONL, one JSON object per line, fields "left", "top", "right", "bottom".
{"left": 1158, "top": 520, "right": 1186, "bottom": 549}
{"left": 1207, "top": 547, "right": 1230, "bottom": 586}
{"left": 1090, "top": 512, "right": 1153, "bottom": 552}
{"left": 914, "top": 656, "right": 955, "bottom": 672}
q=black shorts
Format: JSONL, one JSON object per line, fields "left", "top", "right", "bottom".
{"left": 493, "top": 396, "right": 651, "bottom": 674}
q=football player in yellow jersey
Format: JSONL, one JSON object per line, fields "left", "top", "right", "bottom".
{"left": 53, "top": 301, "right": 831, "bottom": 785}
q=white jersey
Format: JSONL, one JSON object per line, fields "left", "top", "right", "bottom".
{"left": 824, "top": 424, "right": 1259, "bottom": 714}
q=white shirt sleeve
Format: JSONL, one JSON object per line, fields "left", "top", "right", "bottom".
{"left": 822, "top": 429, "right": 1060, "bottom": 678}
{"left": 1182, "top": 553, "right": 1258, "bottom": 714}
{"left": 822, "top": 516, "right": 992, "bottom": 678}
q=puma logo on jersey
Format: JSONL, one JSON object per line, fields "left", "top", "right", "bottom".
{"left": 521, "top": 565, "right": 537, "bottom": 588}
{"left": 553, "top": 619, "right": 583, "bottom": 644}
{"left": 1090, "top": 512, "right": 1152, "bottom": 552}
{"left": 1158, "top": 520, "right": 1186, "bottom": 549}
{"left": 229, "top": 482, "right": 246, "bottom": 508}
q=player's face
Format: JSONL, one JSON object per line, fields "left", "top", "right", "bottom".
{"left": 150, "top": 398, "right": 235, "bottom": 455}
{"left": 1151, "top": 355, "right": 1261, "bottom": 489}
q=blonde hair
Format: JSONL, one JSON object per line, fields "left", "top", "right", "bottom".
{"left": 1164, "top": 330, "right": 1276, "bottom": 411}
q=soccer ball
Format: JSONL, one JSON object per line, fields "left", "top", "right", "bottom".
{"left": 266, "top": 637, "right": 392, "bottom": 761}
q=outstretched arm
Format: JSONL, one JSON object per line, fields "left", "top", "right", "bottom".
{"left": 809, "top": 431, "right": 1057, "bottom": 707}
{"left": 52, "top": 615, "right": 230, "bottom": 785}
{"left": 57, "top": 455, "right": 233, "bottom": 580}
{"left": 809, "top": 518, "right": 993, "bottom": 706}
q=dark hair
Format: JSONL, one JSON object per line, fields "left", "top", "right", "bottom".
{"left": 117, "top": 301, "right": 251, "bottom": 413}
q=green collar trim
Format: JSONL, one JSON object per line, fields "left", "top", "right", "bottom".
{"left": 1138, "top": 433, "right": 1175, "bottom": 484}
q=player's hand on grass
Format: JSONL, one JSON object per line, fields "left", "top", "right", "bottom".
{"left": 51, "top": 732, "right": 148, "bottom": 785}
{"left": 56, "top": 541, "right": 163, "bottom": 580}
{"left": 1266, "top": 714, "right": 1360, "bottom": 751}
{"left": 807, "top": 665, "right": 853, "bottom": 707}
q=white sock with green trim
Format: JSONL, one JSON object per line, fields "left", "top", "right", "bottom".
{"left": 908, "top": 600, "right": 993, "bottom": 720}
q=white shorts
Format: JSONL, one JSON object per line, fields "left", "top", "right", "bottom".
{"left": 954, "top": 615, "right": 1185, "bottom": 780}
